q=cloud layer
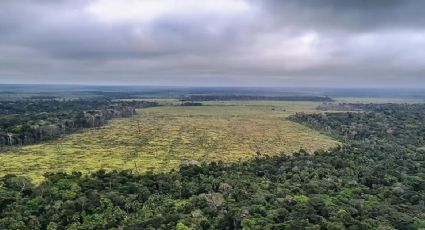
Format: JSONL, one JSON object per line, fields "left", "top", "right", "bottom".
{"left": 1, "top": 0, "right": 424, "bottom": 87}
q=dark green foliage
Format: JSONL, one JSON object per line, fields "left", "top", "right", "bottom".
{"left": 0, "top": 99, "right": 113, "bottom": 115}
{"left": 291, "top": 103, "right": 425, "bottom": 148}
{"left": 181, "top": 102, "right": 203, "bottom": 106}
{"left": 0, "top": 103, "right": 424, "bottom": 229}
{"left": 1, "top": 144, "right": 424, "bottom": 229}
{"left": 0, "top": 99, "right": 158, "bottom": 147}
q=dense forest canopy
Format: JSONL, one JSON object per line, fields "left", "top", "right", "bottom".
{"left": 291, "top": 103, "right": 425, "bottom": 148}
{"left": 0, "top": 99, "right": 158, "bottom": 147}
{"left": 0, "top": 103, "right": 424, "bottom": 229}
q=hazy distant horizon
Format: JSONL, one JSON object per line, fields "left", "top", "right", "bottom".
{"left": 1, "top": 84, "right": 425, "bottom": 101}
{"left": 1, "top": 83, "right": 425, "bottom": 90}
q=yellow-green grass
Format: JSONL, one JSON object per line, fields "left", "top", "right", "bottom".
{"left": 0, "top": 101, "right": 339, "bottom": 183}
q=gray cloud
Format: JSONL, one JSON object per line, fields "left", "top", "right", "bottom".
{"left": 262, "top": 0, "right": 425, "bottom": 31}
{"left": 0, "top": 0, "right": 424, "bottom": 87}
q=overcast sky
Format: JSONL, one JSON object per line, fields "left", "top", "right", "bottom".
{"left": 0, "top": 0, "right": 424, "bottom": 87}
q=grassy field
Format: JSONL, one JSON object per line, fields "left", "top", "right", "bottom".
{"left": 334, "top": 97, "right": 425, "bottom": 104}
{"left": 0, "top": 101, "right": 339, "bottom": 182}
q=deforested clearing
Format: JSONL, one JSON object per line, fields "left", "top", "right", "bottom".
{"left": 0, "top": 101, "right": 339, "bottom": 182}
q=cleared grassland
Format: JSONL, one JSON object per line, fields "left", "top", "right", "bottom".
{"left": 334, "top": 97, "right": 425, "bottom": 104}
{"left": 0, "top": 101, "right": 339, "bottom": 182}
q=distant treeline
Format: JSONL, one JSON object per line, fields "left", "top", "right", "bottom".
{"left": 317, "top": 102, "right": 364, "bottom": 111}
{"left": 0, "top": 99, "right": 158, "bottom": 148}
{"left": 181, "top": 101, "right": 203, "bottom": 106}
{"left": 181, "top": 94, "right": 333, "bottom": 102}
